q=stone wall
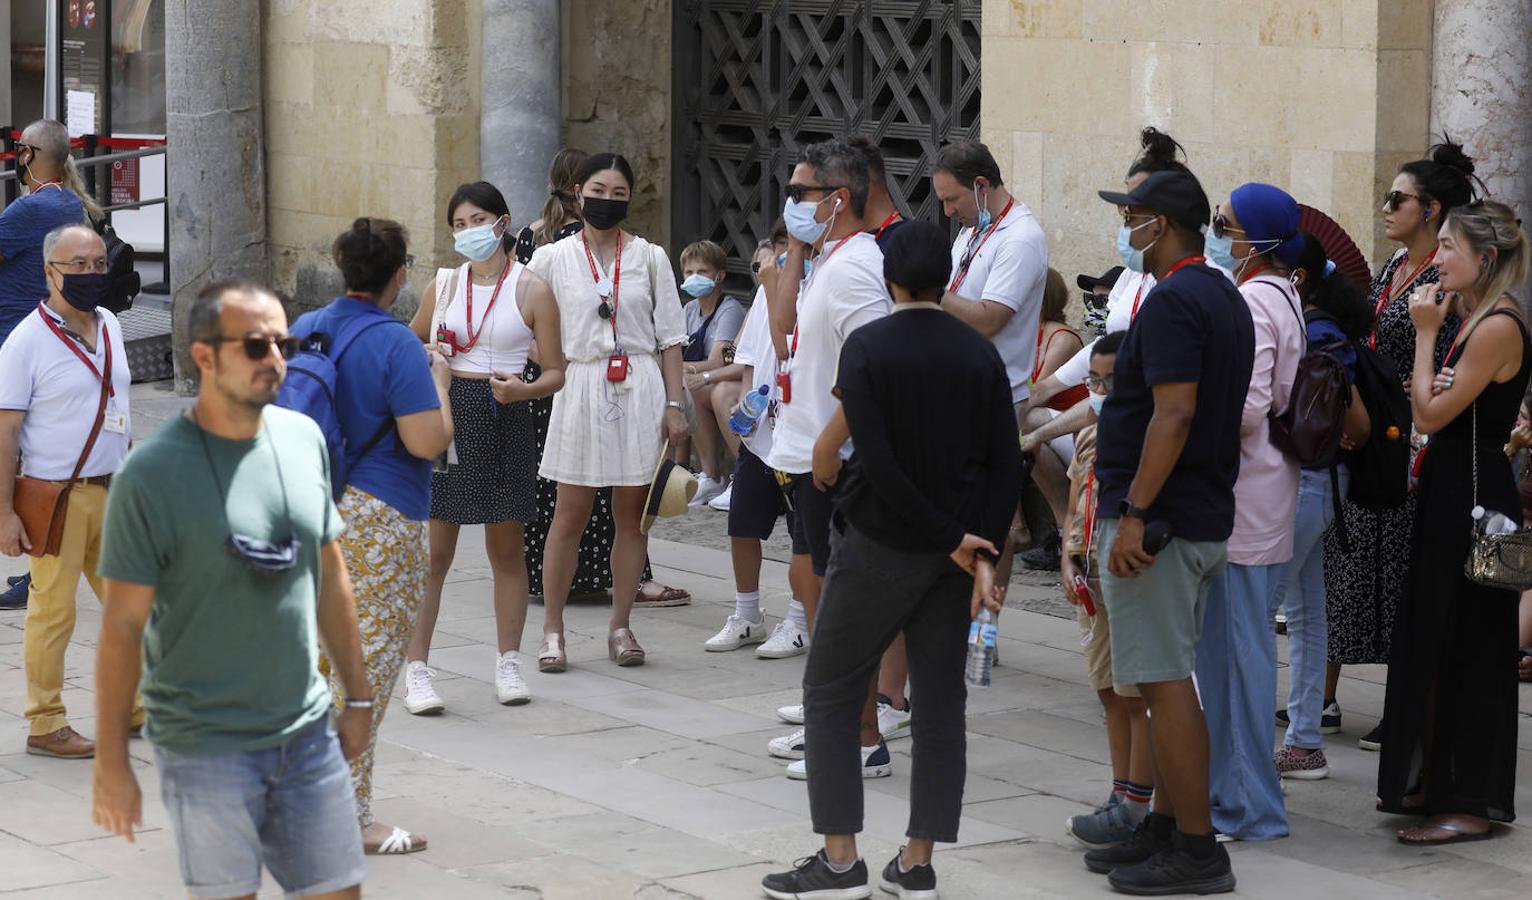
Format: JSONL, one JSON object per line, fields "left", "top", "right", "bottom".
{"left": 981, "top": 0, "right": 1434, "bottom": 292}
{"left": 562, "top": 0, "right": 673, "bottom": 248}
{"left": 262, "top": 0, "right": 483, "bottom": 320}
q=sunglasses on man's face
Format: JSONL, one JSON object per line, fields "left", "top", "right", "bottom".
{"left": 212, "top": 333, "right": 301, "bottom": 362}
{"left": 784, "top": 183, "right": 839, "bottom": 203}
{"left": 1383, "top": 190, "right": 1421, "bottom": 212}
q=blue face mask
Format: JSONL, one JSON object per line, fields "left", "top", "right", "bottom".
{"left": 1203, "top": 228, "right": 1239, "bottom": 272}
{"left": 777, "top": 254, "right": 813, "bottom": 280}
{"left": 680, "top": 273, "right": 719, "bottom": 298}
{"left": 1116, "top": 219, "right": 1157, "bottom": 273}
{"left": 454, "top": 218, "right": 506, "bottom": 262}
{"left": 1088, "top": 392, "right": 1106, "bottom": 415}
{"left": 974, "top": 183, "right": 992, "bottom": 232}
{"left": 784, "top": 196, "right": 830, "bottom": 244}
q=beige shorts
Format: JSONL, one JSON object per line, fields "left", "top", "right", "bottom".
{"left": 1077, "top": 577, "right": 1141, "bottom": 698}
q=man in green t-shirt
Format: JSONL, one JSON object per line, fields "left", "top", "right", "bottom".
{"left": 90, "top": 279, "right": 372, "bottom": 899}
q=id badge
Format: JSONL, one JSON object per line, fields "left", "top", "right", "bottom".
{"left": 436, "top": 326, "right": 456, "bottom": 357}
{"left": 607, "top": 354, "right": 630, "bottom": 383}
{"left": 103, "top": 411, "right": 127, "bottom": 435}
{"left": 776, "top": 370, "right": 792, "bottom": 404}
{"left": 446, "top": 439, "right": 459, "bottom": 467}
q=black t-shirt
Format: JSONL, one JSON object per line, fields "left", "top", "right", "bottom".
{"left": 869, "top": 216, "right": 906, "bottom": 253}
{"left": 833, "top": 306, "right": 1022, "bottom": 554}
{"left": 1095, "top": 264, "right": 1254, "bottom": 542}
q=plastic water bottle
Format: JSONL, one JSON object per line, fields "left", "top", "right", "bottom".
{"left": 965, "top": 608, "right": 998, "bottom": 688}
{"left": 1472, "top": 505, "right": 1517, "bottom": 535}
{"left": 730, "top": 385, "right": 770, "bottom": 436}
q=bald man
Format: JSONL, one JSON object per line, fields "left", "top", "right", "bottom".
{"left": 0, "top": 120, "right": 95, "bottom": 343}
{"left": 0, "top": 224, "right": 140, "bottom": 758}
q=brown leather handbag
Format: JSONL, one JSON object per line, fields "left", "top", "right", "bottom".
{"left": 12, "top": 371, "right": 110, "bottom": 558}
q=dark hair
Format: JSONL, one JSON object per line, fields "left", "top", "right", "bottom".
{"left": 769, "top": 216, "right": 788, "bottom": 246}
{"left": 332, "top": 218, "right": 409, "bottom": 296}
{"left": 189, "top": 278, "right": 273, "bottom": 345}
{"left": 1293, "top": 232, "right": 1370, "bottom": 340}
{"left": 1126, "top": 127, "right": 1190, "bottom": 179}
{"left": 882, "top": 220, "right": 952, "bottom": 299}
{"left": 802, "top": 140, "right": 870, "bottom": 218}
{"left": 847, "top": 135, "right": 887, "bottom": 180}
{"left": 446, "top": 181, "right": 512, "bottom": 255}
{"left": 1399, "top": 139, "right": 1479, "bottom": 219}
{"left": 575, "top": 152, "right": 637, "bottom": 193}
{"left": 933, "top": 141, "right": 1004, "bottom": 189}
{"left": 536, "top": 147, "right": 589, "bottom": 247}
{"left": 1092, "top": 330, "right": 1128, "bottom": 357}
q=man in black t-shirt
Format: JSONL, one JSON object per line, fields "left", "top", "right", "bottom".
{"left": 1083, "top": 170, "right": 1253, "bottom": 896}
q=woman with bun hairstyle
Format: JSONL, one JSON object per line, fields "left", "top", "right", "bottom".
{"left": 1382, "top": 199, "right": 1529, "bottom": 843}
{"left": 527, "top": 152, "right": 689, "bottom": 671}
{"left": 404, "top": 182, "right": 565, "bottom": 714}
{"left": 293, "top": 217, "right": 455, "bottom": 854}
{"left": 1321, "top": 141, "right": 1479, "bottom": 751}
{"left": 518, "top": 149, "right": 693, "bottom": 613}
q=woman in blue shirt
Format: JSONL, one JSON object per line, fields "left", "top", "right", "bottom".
{"left": 293, "top": 218, "right": 453, "bottom": 855}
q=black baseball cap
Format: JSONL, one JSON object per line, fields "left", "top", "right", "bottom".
{"left": 1098, "top": 170, "right": 1210, "bottom": 233}
{"left": 1077, "top": 265, "right": 1124, "bottom": 293}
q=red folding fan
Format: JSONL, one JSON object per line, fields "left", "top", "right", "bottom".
{"left": 1297, "top": 204, "right": 1373, "bottom": 295}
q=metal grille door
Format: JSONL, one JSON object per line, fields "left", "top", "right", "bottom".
{"left": 672, "top": 0, "right": 982, "bottom": 280}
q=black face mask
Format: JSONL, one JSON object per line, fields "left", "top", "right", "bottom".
{"left": 54, "top": 271, "right": 111, "bottom": 313}
{"left": 582, "top": 196, "right": 629, "bottom": 231}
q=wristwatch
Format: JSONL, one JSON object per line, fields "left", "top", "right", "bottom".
{"left": 1118, "top": 500, "right": 1150, "bottom": 520}
{"left": 702, "top": 372, "right": 712, "bottom": 385}
{"left": 666, "top": 400, "right": 684, "bottom": 411}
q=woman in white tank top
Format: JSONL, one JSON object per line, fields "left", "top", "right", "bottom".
{"left": 405, "top": 182, "right": 565, "bottom": 712}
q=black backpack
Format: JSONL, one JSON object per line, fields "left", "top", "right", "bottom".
{"left": 1345, "top": 338, "right": 1412, "bottom": 511}
{"left": 1270, "top": 308, "right": 1351, "bottom": 468}
{"left": 95, "top": 222, "right": 141, "bottom": 314}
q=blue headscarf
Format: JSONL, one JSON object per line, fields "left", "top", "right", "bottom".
{"left": 1230, "top": 183, "right": 1304, "bottom": 265}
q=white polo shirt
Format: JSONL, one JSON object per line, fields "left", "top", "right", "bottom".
{"left": 0, "top": 303, "right": 132, "bottom": 479}
{"left": 731, "top": 287, "right": 779, "bottom": 460}
{"left": 766, "top": 232, "right": 890, "bottom": 475}
{"left": 948, "top": 201, "right": 1049, "bottom": 403}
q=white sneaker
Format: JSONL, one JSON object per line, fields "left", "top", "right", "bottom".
{"left": 494, "top": 651, "right": 531, "bottom": 705}
{"left": 403, "top": 661, "right": 445, "bottom": 715}
{"left": 768, "top": 727, "right": 806, "bottom": 760}
{"left": 777, "top": 703, "right": 804, "bottom": 724}
{"left": 689, "top": 475, "right": 728, "bottom": 507}
{"left": 704, "top": 614, "right": 768, "bottom": 652}
{"left": 708, "top": 483, "right": 733, "bottom": 511}
{"left": 756, "top": 621, "right": 809, "bottom": 659}
{"left": 877, "top": 696, "right": 912, "bottom": 742}
{"left": 785, "top": 741, "right": 892, "bottom": 780}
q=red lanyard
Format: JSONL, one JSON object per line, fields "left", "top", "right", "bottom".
{"left": 1129, "top": 280, "right": 1148, "bottom": 322}
{"left": 1083, "top": 466, "right": 1097, "bottom": 564}
{"left": 582, "top": 232, "right": 623, "bottom": 342}
{"left": 1237, "top": 263, "right": 1275, "bottom": 286}
{"left": 36, "top": 304, "right": 113, "bottom": 397}
{"left": 450, "top": 260, "right": 511, "bottom": 354}
{"left": 789, "top": 232, "right": 857, "bottom": 360}
{"left": 872, "top": 212, "right": 901, "bottom": 240}
{"left": 1163, "top": 255, "right": 1205, "bottom": 279}
{"left": 948, "top": 197, "right": 1015, "bottom": 292}
{"left": 1370, "top": 249, "right": 1436, "bottom": 349}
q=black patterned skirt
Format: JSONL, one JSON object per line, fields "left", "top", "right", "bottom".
{"left": 429, "top": 376, "right": 537, "bottom": 525}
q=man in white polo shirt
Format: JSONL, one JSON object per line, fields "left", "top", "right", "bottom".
{"left": 0, "top": 224, "right": 140, "bottom": 759}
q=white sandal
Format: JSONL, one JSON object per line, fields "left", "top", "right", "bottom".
{"left": 368, "top": 826, "right": 427, "bottom": 855}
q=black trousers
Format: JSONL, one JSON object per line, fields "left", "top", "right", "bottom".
{"left": 803, "top": 519, "right": 972, "bottom": 842}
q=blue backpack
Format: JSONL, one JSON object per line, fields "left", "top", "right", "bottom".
{"left": 277, "top": 310, "right": 408, "bottom": 501}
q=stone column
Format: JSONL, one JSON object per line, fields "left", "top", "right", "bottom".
{"left": 481, "top": 0, "right": 562, "bottom": 226}
{"left": 1431, "top": 0, "right": 1532, "bottom": 231}
{"left": 165, "top": 0, "right": 268, "bottom": 391}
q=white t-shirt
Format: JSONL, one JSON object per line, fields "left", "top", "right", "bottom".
{"left": 766, "top": 232, "right": 890, "bottom": 474}
{"left": 1052, "top": 269, "right": 1157, "bottom": 388}
{"left": 0, "top": 304, "right": 132, "bottom": 479}
{"left": 948, "top": 202, "right": 1049, "bottom": 403}
{"left": 732, "top": 286, "right": 779, "bottom": 459}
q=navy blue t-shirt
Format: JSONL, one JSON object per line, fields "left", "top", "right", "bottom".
{"left": 292, "top": 298, "right": 441, "bottom": 520}
{"left": 1095, "top": 263, "right": 1255, "bottom": 542}
{"left": 0, "top": 188, "right": 86, "bottom": 341}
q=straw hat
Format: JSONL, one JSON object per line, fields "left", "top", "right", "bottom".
{"left": 640, "top": 441, "right": 698, "bottom": 535}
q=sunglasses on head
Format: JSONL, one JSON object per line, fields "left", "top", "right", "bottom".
{"left": 784, "top": 183, "right": 840, "bottom": 203}
{"left": 212, "top": 333, "right": 301, "bottom": 361}
{"left": 1384, "top": 190, "right": 1421, "bottom": 212}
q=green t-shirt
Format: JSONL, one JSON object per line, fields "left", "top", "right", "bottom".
{"left": 99, "top": 407, "right": 343, "bottom": 755}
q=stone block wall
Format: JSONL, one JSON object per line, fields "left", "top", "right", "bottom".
{"left": 263, "top": 0, "right": 483, "bottom": 320}
{"left": 981, "top": 0, "right": 1434, "bottom": 292}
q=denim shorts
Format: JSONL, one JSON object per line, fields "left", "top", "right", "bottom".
{"left": 154, "top": 715, "right": 366, "bottom": 899}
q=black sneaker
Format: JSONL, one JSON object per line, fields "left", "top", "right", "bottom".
{"left": 880, "top": 850, "right": 937, "bottom": 899}
{"left": 1107, "top": 832, "right": 1236, "bottom": 896}
{"left": 0, "top": 574, "right": 28, "bottom": 610}
{"left": 1275, "top": 700, "right": 1341, "bottom": 734}
{"left": 1084, "top": 813, "right": 1173, "bottom": 874}
{"left": 762, "top": 850, "right": 871, "bottom": 899}
{"left": 1359, "top": 721, "right": 1383, "bottom": 751}
{"left": 1020, "top": 530, "right": 1062, "bottom": 571}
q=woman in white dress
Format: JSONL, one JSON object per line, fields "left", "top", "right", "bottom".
{"left": 527, "top": 153, "right": 688, "bottom": 670}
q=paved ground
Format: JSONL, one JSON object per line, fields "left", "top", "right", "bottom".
{"left": 0, "top": 382, "right": 1529, "bottom": 897}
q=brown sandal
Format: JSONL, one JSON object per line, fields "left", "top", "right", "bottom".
{"left": 1397, "top": 817, "right": 1492, "bottom": 845}
{"left": 609, "top": 628, "right": 646, "bottom": 666}
{"left": 634, "top": 580, "right": 691, "bottom": 608}
{"left": 538, "top": 633, "right": 567, "bottom": 673}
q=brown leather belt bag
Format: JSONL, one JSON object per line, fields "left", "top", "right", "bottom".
{"left": 13, "top": 370, "right": 110, "bottom": 558}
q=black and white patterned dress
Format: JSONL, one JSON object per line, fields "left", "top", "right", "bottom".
{"left": 1322, "top": 249, "right": 1457, "bottom": 664}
